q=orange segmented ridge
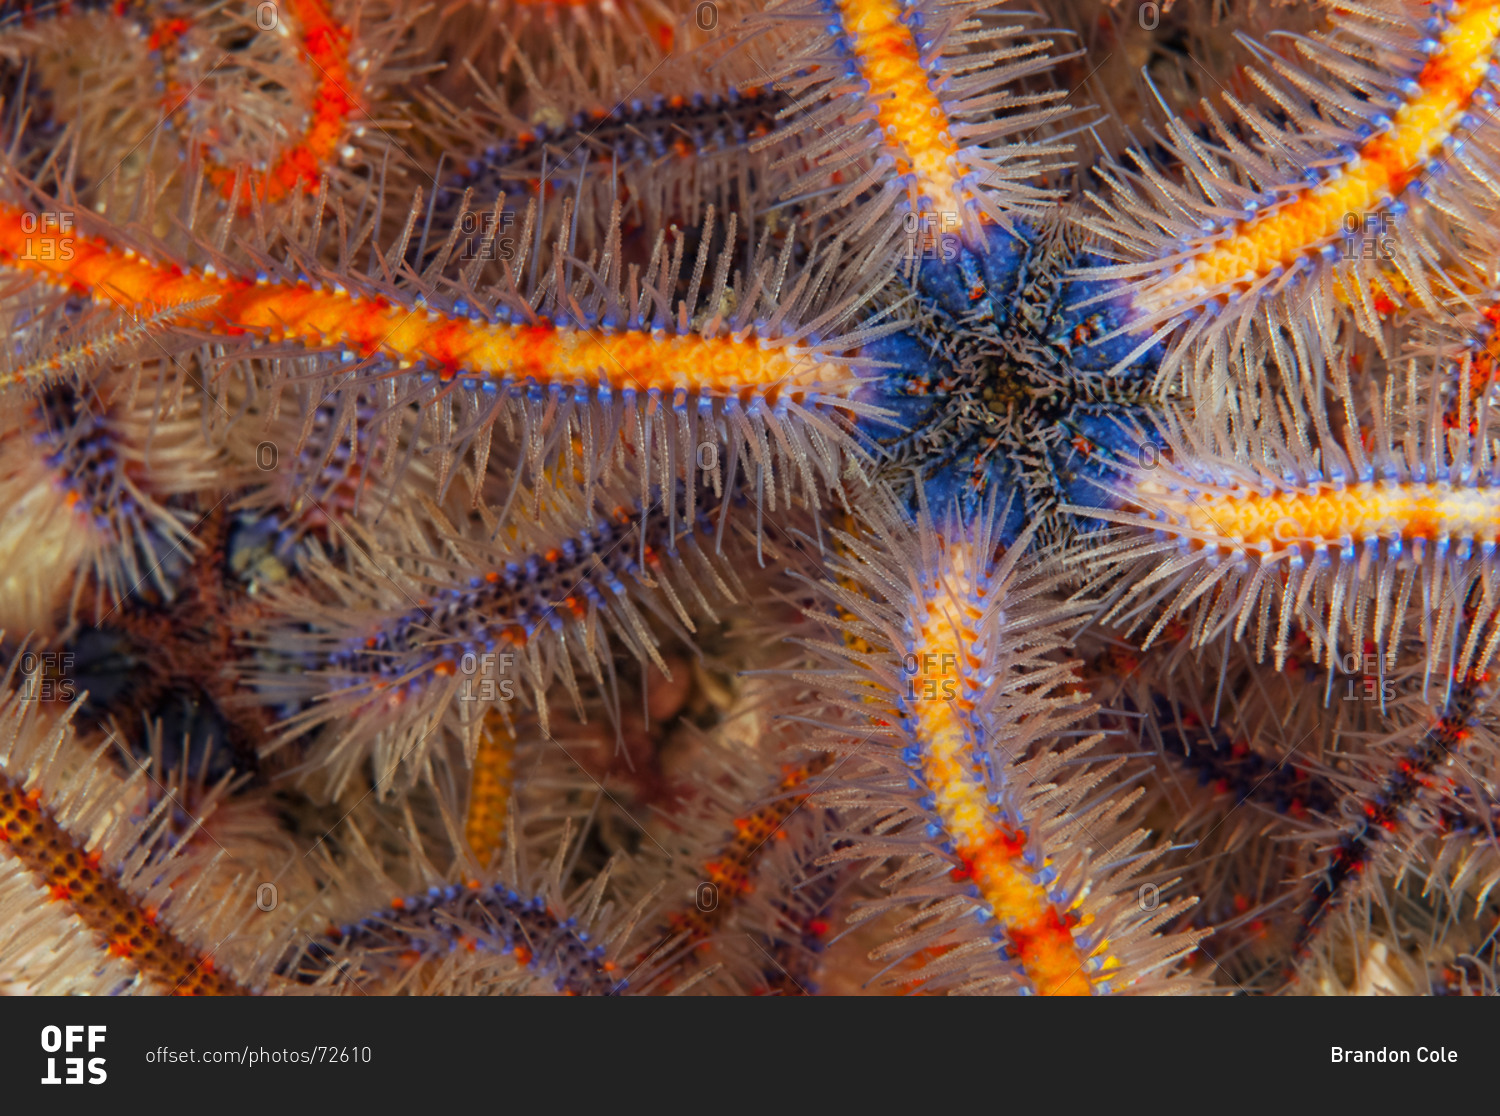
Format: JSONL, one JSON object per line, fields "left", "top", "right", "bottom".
{"left": 1140, "top": 0, "right": 1500, "bottom": 313}
{"left": 465, "top": 711, "right": 515, "bottom": 865}
{"left": 0, "top": 774, "right": 247, "bottom": 995}
{"left": 0, "top": 203, "right": 854, "bottom": 401}
{"left": 907, "top": 544, "right": 1094, "bottom": 995}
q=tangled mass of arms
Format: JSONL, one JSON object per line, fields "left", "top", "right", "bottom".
{"left": 0, "top": 0, "right": 1499, "bottom": 997}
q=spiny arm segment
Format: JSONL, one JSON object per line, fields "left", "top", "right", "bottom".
{"left": 902, "top": 540, "right": 1097, "bottom": 995}
{"left": 1135, "top": 0, "right": 1500, "bottom": 316}
{"left": 618, "top": 729, "right": 845, "bottom": 996}
{"left": 252, "top": 479, "right": 750, "bottom": 797}
{"left": 0, "top": 201, "right": 860, "bottom": 402}
{"left": 0, "top": 691, "right": 251, "bottom": 995}
{"left": 661, "top": 754, "right": 833, "bottom": 942}
{"left": 1291, "top": 675, "right": 1485, "bottom": 973}
{"left": 1135, "top": 478, "right": 1500, "bottom": 552}
{"left": 0, "top": 775, "right": 247, "bottom": 994}
{"left": 432, "top": 85, "right": 789, "bottom": 219}
{"left": 177, "top": 0, "right": 362, "bottom": 208}
{"left": 0, "top": 300, "right": 202, "bottom": 389}
{"left": 297, "top": 876, "right": 622, "bottom": 994}
{"left": 5, "top": 0, "right": 363, "bottom": 207}
{"left": 801, "top": 496, "right": 1205, "bottom": 995}
{"left": 757, "top": 0, "right": 1070, "bottom": 246}
{"left": 827, "top": 0, "right": 979, "bottom": 224}
{"left": 1072, "top": 368, "right": 1500, "bottom": 683}
{"left": 292, "top": 822, "right": 630, "bottom": 996}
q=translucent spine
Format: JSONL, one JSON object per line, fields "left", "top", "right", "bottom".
{"left": 0, "top": 301, "right": 202, "bottom": 390}
{"left": 0, "top": 0, "right": 163, "bottom": 187}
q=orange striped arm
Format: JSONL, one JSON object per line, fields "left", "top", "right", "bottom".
{"left": 906, "top": 544, "right": 1097, "bottom": 996}
{"left": 834, "top": 0, "right": 979, "bottom": 222}
{"left": 1139, "top": 0, "right": 1500, "bottom": 313}
{"left": 198, "top": 0, "right": 362, "bottom": 207}
{"left": 1136, "top": 478, "right": 1500, "bottom": 549}
{"left": 1, "top": 775, "right": 246, "bottom": 995}
{"left": 0, "top": 202, "right": 858, "bottom": 401}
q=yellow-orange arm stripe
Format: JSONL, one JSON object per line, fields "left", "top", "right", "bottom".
{"left": 834, "top": 0, "right": 976, "bottom": 220}
{"left": 1140, "top": 479, "right": 1500, "bottom": 548}
{"left": 465, "top": 712, "right": 515, "bottom": 865}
